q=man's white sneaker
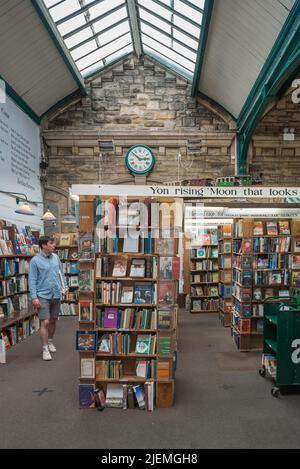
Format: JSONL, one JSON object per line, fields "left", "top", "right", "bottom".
{"left": 48, "top": 343, "right": 56, "bottom": 353}
{"left": 42, "top": 349, "right": 52, "bottom": 361}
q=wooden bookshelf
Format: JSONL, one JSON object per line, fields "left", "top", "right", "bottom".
{"left": 77, "top": 195, "right": 178, "bottom": 410}
{"left": 231, "top": 218, "right": 296, "bottom": 352}
{"left": 189, "top": 230, "right": 219, "bottom": 314}
{"left": 218, "top": 224, "right": 233, "bottom": 328}
{"left": 0, "top": 225, "right": 40, "bottom": 361}
{"left": 56, "top": 242, "right": 79, "bottom": 317}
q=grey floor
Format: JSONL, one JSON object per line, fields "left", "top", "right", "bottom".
{"left": 1, "top": 311, "right": 300, "bottom": 449}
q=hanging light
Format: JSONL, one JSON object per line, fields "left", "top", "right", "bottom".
{"left": 41, "top": 209, "right": 57, "bottom": 221}
{"left": 61, "top": 213, "right": 76, "bottom": 224}
{"left": 15, "top": 201, "right": 34, "bottom": 216}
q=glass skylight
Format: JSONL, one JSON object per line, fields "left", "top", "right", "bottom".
{"left": 43, "top": 0, "right": 205, "bottom": 79}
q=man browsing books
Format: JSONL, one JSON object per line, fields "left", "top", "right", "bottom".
{"left": 29, "top": 236, "right": 68, "bottom": 361}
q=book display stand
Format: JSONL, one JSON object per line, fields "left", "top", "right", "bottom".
{"left": 77, "top": 196, "right": 179, "bottom": 410}
{"left": 231, "top": 218, "right": 298, "bottom": 352}
{"left": 218, "top": 224, "right": 233, "bottom": 327}
{"left": 189, "top": 229, "right": 219, "bottom": 314}
{"left": 55, "top": 233, "right": 79, "bottom": 316}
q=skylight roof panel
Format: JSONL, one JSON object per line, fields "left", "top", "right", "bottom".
{"left": 57, "top": 12, "right": 86, "bottom": 36}
{"left": 92, "top": 5, "right": 128, "bottom": 33}
{"left": 50, "top": 0, "right": 80, "bottom": 22}
{"left": 64, "top": 26, "right": 94, "bottom": 48}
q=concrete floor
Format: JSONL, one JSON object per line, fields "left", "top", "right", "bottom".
{"left": 1, "top": 311, "right": 300, "bottom": 449}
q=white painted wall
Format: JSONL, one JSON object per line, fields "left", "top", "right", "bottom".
{"left": 0, "top": 93, "right": 43, "bottom": 231}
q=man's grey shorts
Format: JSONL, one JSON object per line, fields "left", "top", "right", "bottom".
{"left": 37, "top": 297, "right": 61, "bottom": 321}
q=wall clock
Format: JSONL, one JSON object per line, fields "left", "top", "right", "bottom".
{"left": 125, "top": 144, "right": 155, "bottom": 175}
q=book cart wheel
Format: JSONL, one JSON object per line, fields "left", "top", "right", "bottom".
{"left": 271, "top": 387, "right": 280, "bottom": 398}
{"left": 259, "top": 367, "right": 266, "bottom": 378}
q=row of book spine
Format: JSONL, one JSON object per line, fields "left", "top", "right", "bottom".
{"left": 0, "top": 276, "right": 28, "bottom": 297}
{"left": 191, "top": 260, "right": 218, "bottom": 271}
{"left": 98, "top": 333, "right": 157, "bottom": 355}
{"left": 0, "top": 315, "right": 39, "bottom": 349}
{"left": 96, "top": 308, "right": 157, "bottom": 330}
{"left": 0, "top": 259, "right": 30, "bottom": 276}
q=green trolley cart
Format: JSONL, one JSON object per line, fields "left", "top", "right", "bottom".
{"left": 259, "top": 297, "right": 300, "bottom": 398}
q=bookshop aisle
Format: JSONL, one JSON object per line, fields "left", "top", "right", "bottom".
{"left": 2, "top": 312, "right": 300, "bottom": 449}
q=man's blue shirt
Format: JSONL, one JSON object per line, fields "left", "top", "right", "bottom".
{"left": 29, "top": 252, "right": 67, "bottom": 300}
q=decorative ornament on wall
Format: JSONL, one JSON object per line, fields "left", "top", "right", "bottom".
{"left": 125, "top": 145, "right": 156, "bottom": 176}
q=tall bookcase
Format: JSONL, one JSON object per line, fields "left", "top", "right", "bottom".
{"left": 0, "top": 225, "right": 40, "bottom": 363}
{"left": 55, "top": 234, "right": 79, "bottom": 317}
{"left": 218, "top": 224, "right": 233, "bottom": 327}
{"left": 77, "top": 195, "right": 178, "bottom": 410}
{"left": 189, "top": 229, "right": 219, "bottom": 314}
{"left": 232, "top": 218, "right": 296, "bottom": 352}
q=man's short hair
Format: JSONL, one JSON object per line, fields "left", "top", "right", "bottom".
{"left": 38, "top": 236, "right": 54, "bottom": 249}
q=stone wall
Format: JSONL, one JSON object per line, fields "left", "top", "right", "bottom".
{"left": 42, "top": 55, "right": 236, "bottom": 226}
{"left": 251, "top": 78, "right": 300, "bottom": 185}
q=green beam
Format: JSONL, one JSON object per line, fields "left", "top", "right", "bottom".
{"left": 31, "top": 0, "right": 86, "bottom": 96}
{"left": 0, "top": 76, "right": 41, "bottom": 125}
{"left": 236, "top": 0, "right": 300, "bottom": 175}
{"left": 126, "top": 0, "right": 143, "bottom": 58}
{"left": 191, "top": 0, "right": 214, "bottom": 97}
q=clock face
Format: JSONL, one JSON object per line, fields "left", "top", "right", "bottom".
{"left": 125, "top": 145, "right": 155, "bottom": 175}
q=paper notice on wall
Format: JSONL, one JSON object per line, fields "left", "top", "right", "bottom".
{"left": 0, "top": 95, "right": 42, "bottom": 202}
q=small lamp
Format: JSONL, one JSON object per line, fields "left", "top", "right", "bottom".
{"left": 41, "top": 209, "right": 57, "bottom": 221}
{"left": 15, "top": 201, "right": 34, "bottom": 216}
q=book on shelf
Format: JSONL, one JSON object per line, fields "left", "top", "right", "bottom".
{"left": 80, "top": 358, "right": 95, "bottom": 379}
{"left": 210, "top": 286, "right": 218, "bottom": 296}
{"left": 135, "top": 334, "right": 154, "bottom": 354}
{"left": 129, "top": 258, "right": 145, "bottom": 277}
{"left": 292, "top": 272, "right": 300, "bottom": 286}
{"left": 69, "top": 276, "right": 79, "bottom": 287}
{"left": 158, "top": 335, "right": 171, "bottom": 356}
{"left": 105, "top": 384, "right": 123, "bottom": 408}
{"left": 79, "top": 384, "right": 95, "bottom": 409}
{"left": 133, "top": 283, "right": 154, "bottom": 304}
{"left": 195, "top": 248, "right": 206, "bottom": 258}
{"left": 76, "top": 330, "right": 97, "bottom": 351}
{"left": 266, "top": 222, "right": 278, "bottom": 236}
{"left": 59, "top": 234, "right": 72, "bottom": 246}
{"left": 253, "top": 288, "right": 262, "bottom": 301}
{"left": 79, "top": 301, "right": 93, "bottom": 321}
{"left": 278, "top": 221, "right": 290, "bottom": 235}
{"left": 292, "top": 255, "right": 300, "bottom": 269}
{"left": 242, "top": 239, "right": 252, "bottom": 252}
{"left": 112, "top": 257, "right": 127, "bottom": 277}
{"left": 78, "top": 269, "right": 94, "bottom": 292}
{"left": 157, "top": 310, "right": 172, "bottom": 329}
{"left": 158, "top": 281, "right": 174, "bottom": 306}
{"left": 157, "top": 360, "right": 171, "bottom": 380}
{"left": 120, "top": 286, "right": 134, "bottom": 304}
{"left": 154, "top": 238, "right": 176, "bottom": 256}
{"left": 79, "top": 232, "right": 95, "bottom": 261}
{"left": 294, "top": 239, "right": 300, "bottom": 253}
{"left": 136, "top": 360, "right": 152, "bottom": 378}
{"left": 159, "top": 256, "right": 180, "bottom": 280}
{"left": 253, "top": 221, "right": 264, "bottom": 235}
{"left": 98, "top": 334, "right": 111, "bottom": 353}
{"left": 133, "top": 385, "right": 146, "bottom": 410}
{"left": 103, "top": 307, "right": 118, "bottom": 328}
